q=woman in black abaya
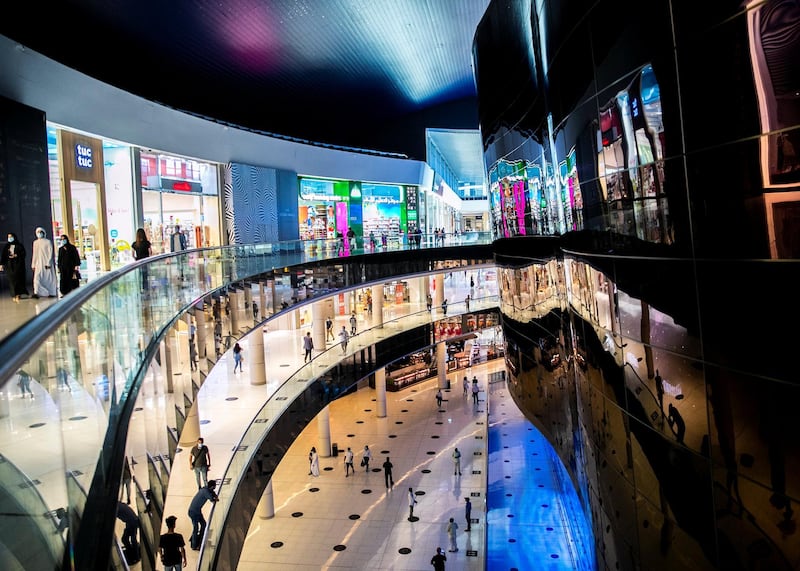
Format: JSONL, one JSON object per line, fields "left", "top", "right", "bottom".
{"left": 1, "top": 232, "right": 29, "bottom": 302}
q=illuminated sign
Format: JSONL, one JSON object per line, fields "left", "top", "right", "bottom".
{"left": 75, "top": 144, "right": 93, "bottom": 169}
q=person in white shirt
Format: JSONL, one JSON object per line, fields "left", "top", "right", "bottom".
{"left": 30, "top": 227, "right": 58, "bottom": 298}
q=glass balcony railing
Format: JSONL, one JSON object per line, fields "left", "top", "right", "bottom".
{"left": 0, "top": 233, "right": 493, "bottom": 570}
{"left": 198, "top": 295, "right": 502, "bottom": 569}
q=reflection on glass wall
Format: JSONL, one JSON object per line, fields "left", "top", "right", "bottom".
{"left": 497, "top": 256, "right": 796, "bottom": 570}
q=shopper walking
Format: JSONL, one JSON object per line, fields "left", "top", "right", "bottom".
{"left": 344, "top": 447, "right": 355, "bottom": 477}
{"left": 326, "top": 316, "right": 334, "bottom": 341}
{"left": 232, "top": 342, "right": 244, "bottom": 372}
{"left": 303, "top": 332, "right": 314, "bottom": 362}
{"left": 436, "top": 388, "right": 443, "bottom": 408}
{"left": 1, "top": 232, "right": 29, "bottom": 302}
{"left": 447, "top": 517, "right": 459, "bottom": 552}
{"left": 189, "top": 438, "right": 212, "bottom": 489}
{"left": 426, "top": 293, "right": 432, "bottom": 312}
{"left": 349, "top": 312, "right": 357, "bottom": 335}
{"left": 339, "top": 326, "right": 349, "bottom": 354}
{"left": 472, "top": 380, "right": 480, "bottom": 405}
{"left": 17, "top": 369, "right": 33, "bottom": 398}
{"left": 408, "top": 487, "right": 418, "bottom": 518}
{"left": 159, "top": 515, "right": 187, "bottom": 571}
{"left": 465, "top": 497, "right": 472, "bottom": 531}
{"left": 132, "top": 228, "right": 152, "bottom": 291}
{"left": 31, "top": 227, "right": 57, "bottom": 298}
{"left": 441, "top": 298, "right": 448, "bottom": 315}
{"left": 309, "top": 447, "right": 320, "bottom": 477}
{"left": 463, "top": 376, "right": 469, "bottom": 396}
{"left": 56, "top": 234, "right": 81, "bottom": 297}
{"left": 187, "top": 480, "right": 218, "bottom": 550}
{"left": 170, "top": 225, "right": 187, "bottom": 252}
{"left": 361, "top": 445, "right": 372, "bottom": 472}
{"left": 452, "top": 447, "right": 462, "bottom": 476}
{"left": 431, "top": 547, "right": 447, "bottom": 571}
{"left": 382, "top": 456, "right": 394, "bottom": 488}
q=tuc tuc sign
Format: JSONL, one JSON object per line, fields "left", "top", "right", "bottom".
{"left": 75, "top": 143, "right": 93, "bottom": 169}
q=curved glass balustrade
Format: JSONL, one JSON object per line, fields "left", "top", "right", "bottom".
{"left": 196, "top": 295, "right": 502, "bottom": 569}
{"left": 0, "top": 233, "right": 493, "bottom": 570}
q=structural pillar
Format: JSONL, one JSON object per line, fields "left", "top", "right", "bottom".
{"left": 194, "top": 306, "right": 207, "bottom": 359}
{"left": 375, "top": 368, "right": 387, "bottom": 418}
{"left": 230, "top": 290, "right": 240, "bottom": 333}
{"left": 180, "top": 400, "right": 201, "bottom": 446}
{"left": 161, "top": 338, "right": 174, "bottom": 393}
{"left": 437, "top": 342, "right": 448, "bottom": 389}
{"left": 311, "top": 302, "right": 327, "bottom": 353}
{"left": 249, "top": 330, "right": 266, "bottom": 386}
{"left": 318, "top": 405, "right": 332, "bottom": 457}
{"left": 434, "top": 273, "right": 444, "bottom": 309}
{"left": 256, "top": 480, "right": 275, "bottom": 519}
{"left": 373, "top": 288, "right": 384, "bottom": 328}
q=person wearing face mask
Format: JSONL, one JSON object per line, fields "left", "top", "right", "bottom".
{"left": 1, "top": 232, "right": 29, "bottom": 302}
{"left": 31, "top": 227, "right": 58, "bottom": 298}
{"left": 56, "top": 234, "right": 82, "bottom": 297}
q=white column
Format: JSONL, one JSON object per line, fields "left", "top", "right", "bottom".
{"left": 194, "top": 306, "right": 207, "bottom": 360}
{"left": 317, "top": 405, "right": 332, "bottom": 457}
{"left": 256, "top": 480, "right": 275, "bottom": 519}
{"left": 244, "top": 285, "right": 253, "bottom": 322}
{"left": 418, "top": 276, "right": 429, "bottom": 305}
{"left": 230, "top": 290, "right": 240, "bottom": 333}
{"left": 311, "top": 302, "right": 327, "bottom": 352}
{"left": 249, "top": 330, "right": 266, "bottom": 386}
{"left": 161, "top": 338, "right": 174, "bottom": 393}
{"left": 437, "top": 342, "right": 448, "bottom": 389}
{"left": 180, "top": 400, "right": 201, "bottom": 446}
{"left": 434, "top": 273, "right": 444, "bottom": 308}
{"left": 375, "top": 368, "right": 387, "bottom": 418}
{"left": 373, "top": 287, "right": 384, "bottom": 328}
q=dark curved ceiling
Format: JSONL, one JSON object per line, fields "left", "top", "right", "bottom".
{"left": 1, "top": 0, "right": 491, "bottom": 159}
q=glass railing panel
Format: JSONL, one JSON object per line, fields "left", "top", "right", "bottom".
{"left": 0, "top": 234, "right": 494, "bottom": 569}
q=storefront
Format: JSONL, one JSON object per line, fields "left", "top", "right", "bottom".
{"left": 46, "top": 126, "right": 223, "bottom": 270}
{"left": 298, "top": 177, "right": 414, "bottom": 243}
{"left": 139, "top": 150, "right": 222, "bottom": 254}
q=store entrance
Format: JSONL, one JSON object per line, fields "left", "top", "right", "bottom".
{"left": 69, "top": 180, "right": 105, "bottom": 275}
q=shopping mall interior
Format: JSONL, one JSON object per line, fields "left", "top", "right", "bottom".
{"left": 0, "top": 1, "right": 798, "bottom": 570}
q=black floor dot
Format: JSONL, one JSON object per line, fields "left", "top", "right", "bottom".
{"left": 356, "top": 420, "right": 364, "bottom": 424}
{"left": 333, "top": 545, "right": 346, "bottom": 551}
{"left": 546, "top": 527, "right": 554, "bottom": 531}
{"left": 200, "top": 419, "right": 211, "bottom": 424}
{"left": 538, "top": 484, "right": 545, "bottom": 488}
{"left": 435, "top": 421, "right": 443, "bottom": 425}
{"left": 225, "top": 396, "right": 238, "bottom": 401}
{"left": 134, "top": 407, "right": 143, "bottom": 411}
{"left": 348, "top": 514, "right": 360, "bottom": 520}
{"left": 69, "top": 416, "right": 87, "bottom": 421}
{"left": 381, "top": 450, "right": 390, "bottom": 454}
{"left": 371, "top": 468, "right": 381, "bottom": 472}
{"left": 507, "top": 514, "right": 514, "bottom": 518}
{"left": 406, "top": 399, "right": 414, "bottom": 402}
{"left": 29, "top": 423, "right": 46, "bottom": 428}
{"left": 431, "top": 435, "right": 440, "bottom": 439}
{"left": 426, "top": 451, "right": 436, "bottom": 455}
{"left": 398, "top": 547, "right": 412, "bottom": 555}
{"left": 363, "top": 409, "right": 372, "bottom": 412}
{"left": 508, "top": 538, "right": 516, "bottom": 543}
{"left": 401, "top": 409, "right": 409, "bottom": 413}
{"left": 270, "top": 542, "right": 283, "bottom": 548}
{"left": 389, "top": 435, "right": 397, "bottom": 438}
{"left": 550, "top": 554, "right": 560, "bottom": 559}
{"left": 395, "top": 421, "right": 403, "bottom": 424}
{"left": 503, "top": 459, "right": 510, "bottom": 462}
{"left": 408, "top": 516, "right": 419, "bottom": 522}
{"left": 361, "top": 489, "right": 372, "bottom": 494}
{"left": 506, "top": 493, "right": 512, "bottom": 497}
{"left": 280, "top": 364, "right": 290, "bottom": 367}
{"left": 291, "top": 512, "right": 303, "bottom": 517}
{"left": 503, "top": 446, "right": 509, "bottom": 449}
{"left": 421, "top": 469, "right": 431, "bottom": 474}
{"left": 309, "top": 488, "right": 320, "bottom": 493}
{"left": 347, "top": 434, "right": 356, "bottom": 437}
{"left": 415, "top": 491, "right": 426, "bottom": 496}
{"left": 323, "top": 467, "right": 333, "bottom": 471}
{"left": 505, "top": 476, "right": 511, "bottom": 479}
{"left": 541, "top": 504, "right": 549, "bottom": 508}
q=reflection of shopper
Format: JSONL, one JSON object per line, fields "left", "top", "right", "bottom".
{"left": 1, "top": 232, "right": 29, "bottom": 302}
{"left": 464, "top": 294, "right": 470, "bottom": 312}
{"left": 116, "top": 501, "right": 140, "bottom": 561}
{"left": 668, "top": 403, "right": 685, "bottom": 444}
{"left": 31, "top": 227, "right": 58, "bottom": 298}
{"left": 17, "top": 369, "right": 33, "bottom": 398}
{"left": 654, "top": 369, "right": 664, "bottom": 411}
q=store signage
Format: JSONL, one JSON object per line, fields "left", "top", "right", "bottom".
{"left": 363, "top": 196, "right": 400, "bottom": 204}
{"left": 301, "top": 192, "right": 346, "bottom": 201}
{"left": 160, "top": 177, "right": 202, "bottom": 193}
{"left": 75, "top": 144, "right": 93, "bottom": 169}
